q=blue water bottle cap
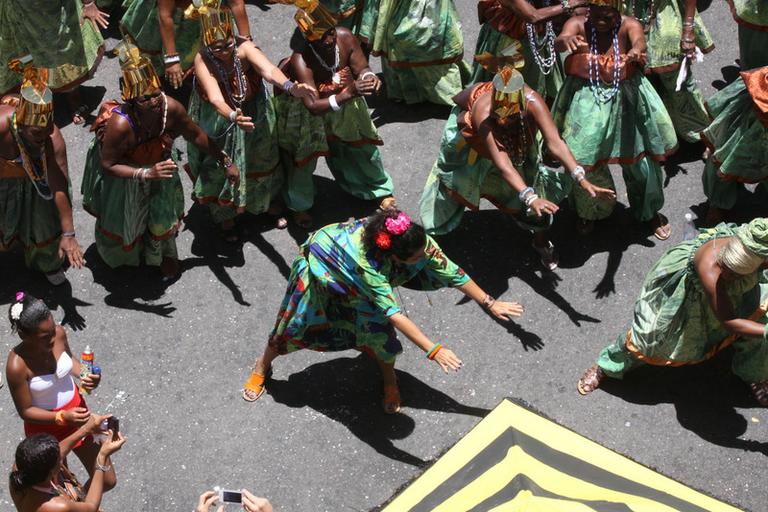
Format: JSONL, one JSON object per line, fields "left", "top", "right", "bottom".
{"left": 92, "top": 366, "right": 102, "bottom": 375}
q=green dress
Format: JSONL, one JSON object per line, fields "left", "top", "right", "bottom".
{"left": 187, "top": 61, "right": 282, "bottom": 223}
{"left": 0, "top": 122, "right": 66, "bottom": 274}
{"left": 0, "top": 0, "right": 104, "bottom": 94}
{"left": 120, "top": 0, "right": 202, "bottom": 77}
{"left": 551, "top": 54, "right": 677, "bottom": 221}
{"left": 469, "top": 0, "right": 564, "bottom": 103}
{"left": 358, "top": 0, "right": 380, "bottom": 44}
{"left": 81, "top": 101, "right": 185, "bottom": 268}
{"left": 597, "top": 224, "right": 768, "bottom": 384}
{"left": 419, "top": 82, "right": 571, "bottom": 235}
{"left": 701, "top": 67, "right": 768, "bottom": 210}
{"left": 372, "top": 0, "right": 469, "bottom": 106}
{"left": 274, "top": 65, "right": 394, "bottom": 213}
{"left": 622, "top": 0, "right": 713, "bottom": 142}
{"left": 727, "top": 0, "right": 768, "bottom": 70}
{"left": 270, "top": 217, "right": 470, "bottom": 364}
{"left": 320, "top": 0, "right": 363, "bottom": 33}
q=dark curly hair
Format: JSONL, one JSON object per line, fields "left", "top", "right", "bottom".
{"left": 363, "top": 209, "right": 426, "bottom": 261}
{"left": 9, "top": 434, "right": 59, "bottom": 492}
{"left": 8, "top": 293, "right": 51, "bottom": 334}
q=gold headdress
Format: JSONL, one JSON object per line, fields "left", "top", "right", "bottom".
{"left": 8, "top": 55, "right": 53, "bottom": 128}
{"left": 475, "top": 40, "right": 525, "bottom": 75}
{"left": 271, "top": 0, "right": 337, "bottom": 41}
{"left": 185, "top": 0, "right": 234, "bottom": 47}
{"left": 115, "top": 39, "right": 162, "bottom": 101}
{"left": 492, "top": 66, "right": 526, "bottom": 119}
{"left": 588, "top": 0, "right": 621, "bottom": 10}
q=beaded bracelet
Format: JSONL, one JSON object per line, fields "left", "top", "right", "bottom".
{"left": 62, "top": 231, "right": 76, "bottom": 238}
{"left": 571, "top": 165, "right": 586, "bottom": 182}
{"left": 482, "top": 294, "right": 496, "bottom": 309}
{"left": 524, "top": 193, "right": 539, "bottom": 207}
{"left": 426, "top": 343, "right": 443, "bottom": 360}
{"left": 163, "top": 54, "right": 180, "bottom": 66}
{"left": 518, "top": 186, "right": 535, "bottom": 202}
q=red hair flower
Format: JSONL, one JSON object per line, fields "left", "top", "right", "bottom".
{"left": 375, "top": 231, "right": 391, "bottom": 249}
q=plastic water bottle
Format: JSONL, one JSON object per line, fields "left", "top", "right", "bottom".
{"left": 682, "top": 213, "right": 698, "bottom": 241}
{"left": 79, "top": 346, "right": 94, "bottom": 395}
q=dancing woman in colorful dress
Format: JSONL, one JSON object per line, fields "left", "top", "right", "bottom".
{"left": 242, "top": 209, "right": 524, "bottom": 413}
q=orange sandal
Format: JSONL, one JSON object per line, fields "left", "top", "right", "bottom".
{"left": 242, "top": 367, "right": 271, "bottom": 402}
{"left": 382, "top": 383, "right": 401, "bottom": 414}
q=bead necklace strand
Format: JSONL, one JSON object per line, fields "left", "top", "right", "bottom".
{"left": 525, "top": 0, "right": 557, "bottom": 75}
{"left": 10, "top": 113, "right": 52, "bottom": 200}
{"left": 587, "top": 22, "right": 621, "bottom": 103}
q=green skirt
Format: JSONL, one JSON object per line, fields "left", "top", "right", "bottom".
{"left": 120, "top": 0, "right": 201, "bottom": 75}
{"left": 419, "top": 106, "right": 571, "bottom": 235}
{"left": 702, "top": 78, "right": 768, "bottom": 182}
{"left": 81, "top": 138, "right": 185, "bottom": 268}
{"left": 729, "top": 0, "right": 768, "bottom": 70}
{"left": 274, "top": 94, "right": 383, "bottom": 165}
{"left": 551, "top": 74, "right": 678, "bottom": 168}
{"left": 374, "top": 0, "right": 468, "bottom": 105}
{"left": 0, "top": 0, "right": 103, "bottom": 94}
{"left": 187, "top": 86, "right": 282, "bottom": 223}
{"left": 469, "top": 23, "right": 564, "bottom": 103}
{"left": 359, "top": 0, "right": 380, "bottom": 43}
{"left": 623, "top": 0, "right": 714, "bottom": 72}
{"left": 0, "top": 176, "right": 64, "bottom": 273}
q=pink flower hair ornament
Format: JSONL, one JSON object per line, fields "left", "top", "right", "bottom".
{"left": 384, "top": 212, "right": 411, "bottom": 235}
{"left": 15, "top": 291, "right": 25, "bottom": 302}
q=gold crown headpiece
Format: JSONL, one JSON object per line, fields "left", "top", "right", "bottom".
{"left": 8, "top": 55, "right": 53, "bottom": 128}
{"left": 588, "top": 0, "right": 621, "bottom": 11}
{"left": 492, "top": 66, "right": 526, "bottom": 119}
{"left": 271, "top": 0, "right": 337, "bottom": 41}
{"left": 475, "top": 40, "right": 525, "bottom": 74}
{"left": 185, "top": 0, "right": 234, "bottom": 47}
{"left": 115, "top": 38, "right": 162, "bottom": 101}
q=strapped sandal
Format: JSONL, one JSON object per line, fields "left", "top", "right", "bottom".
{"left": 577, "top": 364, "right": 605, "bottom": 395}
{"left": 652, "top": 213, "right": 672, "bottom": 241}
{"left": 532, "top": 240, "right": 558, "bottom": 271}
{"left": 749, "top": 381, "right": 768, "bottom": 406}
{"left": 242, "top": 366, "right": 272, "bottom": 402}
{"left": 382, "top": 382, "right": 401, "bottom": 414}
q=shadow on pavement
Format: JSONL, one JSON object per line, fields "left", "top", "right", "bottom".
{"left": 0, "top": 253, "right": 93, "bottom": 330}
{"left": 266, "top": 354, "right": 490, "bottom": 467}
{"left": 369, "top": 96, "right": 452, "bottom": 128}
{"left": 599, "top": 353, "right": 768, "bottom": 455}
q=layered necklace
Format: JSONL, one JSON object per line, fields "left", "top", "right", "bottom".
{"left": 10, "top": 113, "right": 52, "bottom": 200}
{"left": 525, "top": 0, "right": 557, "bottom": 75}
{"left": 134, "top": 93, "right": 168, "bottom": 142}
{"left": 587, "top": 21, "right": 621, "bottom": 103}
{"left": 495, "top": 112, "right": 530, "bottom": 167}
{"left": 310, "top": 43, "right": 341, "bottom": 84}
{"left": 204, "top": 46, "right": 247, "bottom": 110}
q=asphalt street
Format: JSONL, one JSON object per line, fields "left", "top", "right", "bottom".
{"left": 1, "top": 1, "right": 767, "bottom": 511}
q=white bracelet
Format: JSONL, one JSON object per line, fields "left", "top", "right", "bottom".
{"left": 229, "top": 110, "right": 237, "bottom": 122}
{"left": 328, "top": 94, "right": 341, "bottom": 112}
{"left": 163, "top": 55, "right": 180, "bottom": 65}
{"left": 571, "top": 165, "right": 586, "bottom": 182}
{"left": 524, "top": 193, "right": 539, "bottom": 207}
{"left": 360, "top": 71, "right": 376, "bottom": 81}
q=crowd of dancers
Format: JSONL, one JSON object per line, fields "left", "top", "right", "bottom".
{"left": 2, "top": 0, "right": 768, "bottom": 509}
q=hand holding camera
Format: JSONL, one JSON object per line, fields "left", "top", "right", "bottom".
{"left": 197, "top": 489, "right": 272, "bottom": 512}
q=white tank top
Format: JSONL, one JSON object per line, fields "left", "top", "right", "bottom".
{"left": 28, "top": 352, "right": 76, "bottom": 410}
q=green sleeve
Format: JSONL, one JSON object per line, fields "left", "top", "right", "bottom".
{"left": 403, "top": 236, "right": 471, "bottom": 291}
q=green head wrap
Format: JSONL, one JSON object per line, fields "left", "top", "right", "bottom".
{"left": 736, "top": 218, "right": 768, "bottom": 258}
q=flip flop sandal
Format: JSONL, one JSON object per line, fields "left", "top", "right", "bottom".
{"left": 577, "top": 364, "right": 605, "bottom": 395}
{"left": 749, "top": 381, "right": 768, "bottom": 406}
{"left": 243, "top": 367, "right": 272, "bottom": 402}
{"left": 532, "top": 241, "right": 558, "bottom": 271}
{"left": 653, "top": 214, "right": 672, "bottom": 241}
{"left": 382, "top": 382, "right": 401, "bottom": 414}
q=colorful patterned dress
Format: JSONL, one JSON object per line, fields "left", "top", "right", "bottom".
{"left": 551, "top": 51, "right": 677, "bottom": 221}
{"left": 270, "top": 218, "right": 470, "bottom": 363}
{"left": 419, "top": 81, "right": 571, "bottom": 235}
{"left": 470, "top": 0, "right": 564, "bottom": 103}
{"left": 120, "top": 0, "right": 203, "bottom": 78}
{"left": 187, "top": 57, "right": 282, "bottom": 223}
{"left": 372, "top": 0, "right": 469, "bottom": 106}
{"left": 0, "top": 0, "right": 104, "bottom": 94}
{"left": 273, "top": 64, "right": 394, "bottom": 213}
{"left": 622, "top": 0, "right": 714, "bottom": 142}
{"left": 727, "top": 0, "right": 768, "bottom": 70}
{"left": 596, "top": 223, "right": 768, "bottom": 384}
{"left": 81, "top": 101, "right": 185, "bottom": 268}
{"left": 0, "top": 113, "right": 66, "bottom": 273}
{"left": 701, "top": 67, "right": 768, "bottom": 211}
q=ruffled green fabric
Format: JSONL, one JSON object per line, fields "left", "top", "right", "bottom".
{"left": 552, "top": 74, "right": 678, "bottom": 168}
{"left": 737, "top": 26, "right": 768, "bottom": 70}
{"left": 81, "top": 138, "right": 185, "bottom": 268}
{"left": 187, "top": 86, "right": 282, "bottom": 223}
{"left": 0, "top": 175, "right": 65, "bottom": 273}
{"left": 597, "top": 223, "right": 762, "bottom": 377}
{"left": 419, "top": 105, "right": 571, "bottom": 235}
{"left": 469, "top": 23, "right": 564, "bottom": 102}
{"left": 120, "top": 0, "right": 201, "bottom": 75}
{"left": 622, "top": 0, "right": 713, "bottom": 71}
{"left": 373, "top": 0, "right": 468, "bottom": 105}
{"left": 0, "top": 0, "right": 103, "bottom": 93}
{"left": 738, "top": 218, "right": 768, "bottom": 257}
{"left": 729, "top": 0, "right": 768, "bottom": 28}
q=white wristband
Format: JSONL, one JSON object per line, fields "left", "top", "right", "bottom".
{"left": 229, "top": 110, "right": 237, "bottom": 122}
{"left": 360, "top": 71, "right": 376, "bottom": 81}
{"left": 328, "top": 94, "right": 341, "bottom": 112}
